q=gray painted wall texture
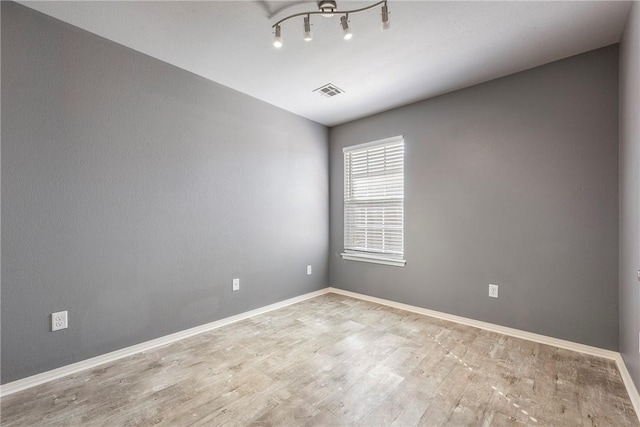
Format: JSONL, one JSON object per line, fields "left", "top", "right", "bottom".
{"left": 329, "top": 46, "right": 620, "bottom": 350}
{"left": 1, "top": 1, "right": 627, "bottom": 386}
{"left": 1, "top": 3, "right": 328, "bottom": 384}
{"left": 620, "top": 1, "right": 640, "bottom": 390}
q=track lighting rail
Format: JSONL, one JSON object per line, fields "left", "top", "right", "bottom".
{"left": 272, "top": 0, "right": 389, "bottom": 47}
{"left": 271, "top": 0, "right": 386, "bottom": 29}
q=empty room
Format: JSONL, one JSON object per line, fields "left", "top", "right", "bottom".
{"left": 2, "top": 0, "right": 640, "bottom": 425}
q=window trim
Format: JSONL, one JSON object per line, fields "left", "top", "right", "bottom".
{"left": 340, "top": 251, "right": 406, "bottom": 267}
{"left": 341, "top": 135, "right": 406, "bottom": 267}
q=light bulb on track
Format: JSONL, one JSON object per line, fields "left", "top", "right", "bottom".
{"left": 273, "top": 25, "right": 282, "bottom": 48}
{"left": 381, "top": 4, "right": 390, "bottom": 31}
{"left": 340, "top": 15, "right": 352, "bottom": 40}
{"left": 304, "top": 16, "right": 313, "bottom": 41}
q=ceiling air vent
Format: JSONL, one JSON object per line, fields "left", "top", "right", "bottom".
{"left": 313, "top": 83, "right": 344, "bottom": 98}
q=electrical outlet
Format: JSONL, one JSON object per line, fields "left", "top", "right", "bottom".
{"left": 307, "top": 265, "right": 312, "bottom": 275}
{"left": 51, "top": 311, "right": 68, "bottom": 331}
{"left": 232, "top": 278, "right": 240, "bottom": 292}
{"left": 488, "top": 284, "right": 499, "bottom": 298}
{"left": 637, "top": 270, "right": 640, "bottom": 282}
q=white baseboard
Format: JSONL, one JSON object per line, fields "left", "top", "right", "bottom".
{"left": 0, "top": 288, "right": 331, "bottom": 397}
{"left": 328, "top": 287, "right": 640, "bottom": 421}
{"left": 3, "top": 285, "right": 640, "bottom": 423}
{"left": 615, "top": 354, "right": 640, "bottom": 418}
{"left": 328, "top": 287, "right": 617, "bottom": 358}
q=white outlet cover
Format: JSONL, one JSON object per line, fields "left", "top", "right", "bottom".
{"left": 488, "top": 284, "right": 499, "bottom": 298}
{"left": 52, "top": 311, "right": 68, "bottom": 331}
{"left": 307, "top": 265, "right": 312, "bottom": 275}
{"left": 232, "top": 278, "right": 240, "bottom": 291}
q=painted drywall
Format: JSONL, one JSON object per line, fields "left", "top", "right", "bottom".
{"left": 329, "top": 46, "right": 619, "bottom": 350}
{"left": 620, "top": 1, "right": 640, "bottom": 390}
{"left": 1, "top": 2, "right": 328, "bottom": 384}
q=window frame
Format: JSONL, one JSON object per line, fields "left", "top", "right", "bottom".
{"left": 341, "top": 135, "right": 406, "bottom": 267}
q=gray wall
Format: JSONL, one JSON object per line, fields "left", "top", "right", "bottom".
{"left": 620, "top": 1, "right": 640, "bottom": 389}
{"left": 1, "top": 2, "right": 328, "bottom": 384}
{"left": 330, "top": 46, "right": 620, "bottom": 350}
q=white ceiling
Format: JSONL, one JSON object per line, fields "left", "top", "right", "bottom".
{"left": 19, "top": 1, "right": 632, "bottom": 127}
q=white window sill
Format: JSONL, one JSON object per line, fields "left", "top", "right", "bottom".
{"left": 340, "top": 252, "right": 406, "bottom": 267}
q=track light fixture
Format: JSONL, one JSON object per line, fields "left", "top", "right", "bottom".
{"left": 381, "top": 3, "right": 390, "bottom": 31}
{"left": 272, "top": 0, "right": 389, "bottom": 48}
{"left": 273, "top": 25, "right": 282, "bottom": 48}
{"left": 340, "top": 15, "right": 352, "bottom": 40}
{"left": 303, "top": 15, "right": 313, "bottom": 41}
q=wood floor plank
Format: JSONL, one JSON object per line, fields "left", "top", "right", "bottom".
{"left": 1, "top": 293, "right": 637, "bottom": 426}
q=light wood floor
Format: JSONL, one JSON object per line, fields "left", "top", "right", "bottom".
{"left": 1, "top": 293, "right": 638, "bottom": 426}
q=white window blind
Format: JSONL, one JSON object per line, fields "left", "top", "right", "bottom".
{"left": 343, "top": 136, "right": 405, "bottom": 265}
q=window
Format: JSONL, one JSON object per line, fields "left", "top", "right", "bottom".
{"left": 341, "top": 136, "right": 405, "bottom": 267}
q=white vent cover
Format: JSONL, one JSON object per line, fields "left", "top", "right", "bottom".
{"left": 313, "top": 83, "right": 344, "bottom": 98}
